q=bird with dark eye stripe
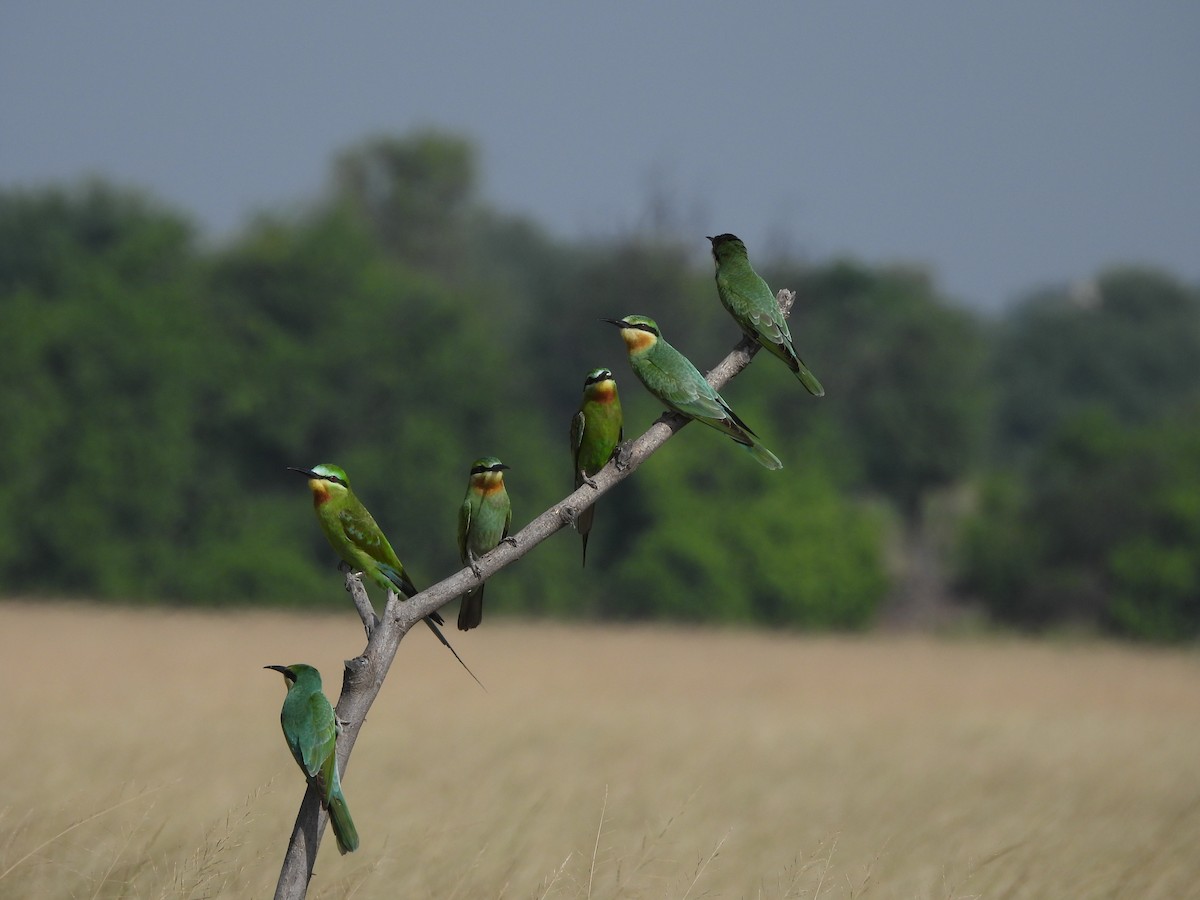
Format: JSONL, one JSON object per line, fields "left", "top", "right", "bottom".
{"left": 570, "top": 367, "right": 623, "bottom": 566}
{"left": 265, "top": 662, "right": 358, "bottom": 853}
{"left": 602, "top": 316, "right": 782, "bottom": 470}
{"left": 287, "top": 463, "right": 482, "bottom": 687}
{"left": 457, "top": 457, "right": 512, "bottom": 630}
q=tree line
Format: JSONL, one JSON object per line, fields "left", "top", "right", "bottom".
{"left": 2, "top": 130, "right": 1197, "bottom": 639}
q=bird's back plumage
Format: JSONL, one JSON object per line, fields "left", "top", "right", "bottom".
{"left": 273, "top": 665, "right": 359, "bottom": 854}
{"left": 322, "top": 491, "right": 444, "bottom": 624}
{"left": 709, "top": 233, "right": 825, "bottom": 397}
{"left": 608, "top": 316, "right": 782, "bottom": 470}
{"left": 292, "top": 464, "right": 469, "bottom": 664}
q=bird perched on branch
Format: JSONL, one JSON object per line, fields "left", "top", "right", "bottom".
{"left": 457, "top": 457, "right": 512, "bottom": 630}
{"left": 569, "top": 367, "right": 623, "bottom": 566}
{"left": 288, "top": 463, "right": 480, "bottom": 686}
{"left": 708, "top": 233, "right": 824, "bottom": 397}
{"left": 265, "top": 663, "right": 359, "bottom": 854}
{"left": 603, "top": 315, "right": 782, "bottom": 470}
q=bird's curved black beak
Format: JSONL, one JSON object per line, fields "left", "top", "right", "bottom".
{"left": 265, "top": 664, "right": 296, "bottom": 684}
{"left": 601, "top": 318, "right": 627, "bottom": 328}
{"left": 287, "top": 467, "right": 319, "bottom": 479}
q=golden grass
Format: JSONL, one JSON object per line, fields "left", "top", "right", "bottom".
{"left": 2, "top": 601, "right": 1199, "bottom": 898}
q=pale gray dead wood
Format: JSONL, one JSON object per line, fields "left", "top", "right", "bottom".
{"left": 342, "top": 570, "right": 379, "bottom": 637}
{"left": 272, "top": 291, "right": 794, "bottom": 899}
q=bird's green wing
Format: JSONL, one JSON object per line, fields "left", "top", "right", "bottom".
{"left": 339, "top": 507, "right": 391, "bottom": 565}
{"left": 570, "top": 410, "right": 586, "bottom": 487}
{"left": 724, "top": 267, "right": 823, "bottom": 395}
{"left": 337, "top": 506, "right": 413, "bottom": 593}
{"left": 457, "top": 496, "right": 472, "bottom": 563}
{"left": 646, "top": 354, "right": 728, "bottom": 421}
{"left": 644, "top": 350, "right": 759, "bottom": 439}
{"left": 375, "top": 561, "right": 418, "bottom": 598}
{"left": 745, "top": 297, "right": 792, "bottom": 347}
{"left": 668, "top": 383, "right": 727, "bottom": 421}
{"left": 727, "top": 275, "right": 792, "bottom": 345}
{"left": 299, "top": 693, "right": 338, "bottom": 782}
{"left": 502, "top": 501, "right": 512, "bottom": 541}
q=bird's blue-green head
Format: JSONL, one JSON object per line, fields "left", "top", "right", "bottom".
{"left": 582, "top": 367, "right": 619, "bottom": 400}
{"left": 603, "top": 315, "right": 660, "bottom": 355}
{"left": 265, "top": 663, "right": 320, "bottom": 688}
{"left": 468, "top": 457, "right": 510, "bottom": 492}
{"left": 287, "top": 463, "right": 351, "bottom": 505}
{"left": 707, "top": 233, "right": 749, "bottom": 267}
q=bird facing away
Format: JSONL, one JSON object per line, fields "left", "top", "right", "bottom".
{"left": 603, "top": 315, "right": 783, "bottom": 470}
{"left": 288, "top": 463, "right": 481, "bottom": 687}
{"left": 265, "top": 663, "right": 359, "bottom": 854}
{"left": 708, "top": 233, "right": 825, "bottom": 397}
{"left": 570, "top": 367, "right": 623, "bottom": 566}
{"left": 457, "top": 457, "right": 512, "bottom": 630}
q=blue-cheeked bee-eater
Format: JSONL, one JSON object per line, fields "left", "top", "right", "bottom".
{"left": 570, "top": 367, "right": 623, "bottom": 566}
{"left": 289, "top": 463, "right": 481, "bottom": 687}
{"left": 456, "top": 457, "right": 512, "bottom": 631}
{"left": 603, "top": 315, "right": 782, "bottom": 470}
{"left": 265, "top": 663, "right": 359, "bottom": 854}
{"left": 708, "top": 233, "right": 824, "bottom": 397}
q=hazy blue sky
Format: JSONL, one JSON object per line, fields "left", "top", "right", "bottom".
{"left": 2, "top": 2, "right": 1196, "bottom": 307}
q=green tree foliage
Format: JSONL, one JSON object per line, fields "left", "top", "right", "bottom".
{"left": 773, "top": 261, "right": 990, "bottom": 517}
{"left": 608, "top": 431, "right": 890, "bottom": 628}
{"left": 24, "top": 136, "right": 1200, "bottom": 641}
{"left": 0, "top": 130, "right": 1021, "bottom": 633}
{"left": 0, "top": 164, "right": 893, "bottom": 626}
{"left": 991, "top": 268, "right": 1200, "bottom": 453}
{"left": 0, "top": 183, "right": 216, "bottom": 599}
{"left": 205, "top": 204, "right": 577, "bottom": 609}
{"left": 958, "top": 408, "right": 1200, "bottom": 639}
{"left": 956, "top": 269, "right": 1200, "bottom": 639}
{"left": 331, "top": 130, "right": 476, "bottom": 273}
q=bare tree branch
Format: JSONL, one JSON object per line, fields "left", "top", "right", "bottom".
{"left": 272, "top": 291, "right": 793, "bottom": 899}
{"left": 341, "top": 569, "right": 379, "bottom": 637}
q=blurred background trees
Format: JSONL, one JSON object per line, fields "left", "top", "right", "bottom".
{"left": 956, "top": 270, "right": 1200, "bottom": 639}
{"left": 2, "top": 130, "right": 1197, "bottom": 639}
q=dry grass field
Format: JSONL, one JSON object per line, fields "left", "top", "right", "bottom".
{"left": 1, "top": 601, "right": 1199, "bottom": 899}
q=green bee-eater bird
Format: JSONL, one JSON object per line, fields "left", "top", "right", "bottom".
{"left": 265, "top": 663, "right": 359, "bottom": 854}
{"left": 570, "top": 367, "right": 623, "bottom": 566}
{"left": 457, "top": 457, "right": 512, "bottom": 631}
{"left": 288, "top": 463, "right": 481, "bottom": 687}
{"left": 708, "top": 233, "right": 825, "bottom": 397}
{"left": 603, "top": 315, "right": 783, "bottom": 470}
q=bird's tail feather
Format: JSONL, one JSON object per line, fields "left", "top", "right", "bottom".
{"left": 711, "top": 414, "right": 781, "bottom": 470}
{"left": 327, "top": 788, "right": 359, "bottom": 854}
{"left": 794, "top": 362, "right": 825, "bottom": 397}
{"left": 457, "top": 586, "right": 484, "bottom": 631}
{"left": 576, "top": 503, "right": 596, "bottom": 567}
{"left": 775, "top": 339, "right": 826, "bottom": 398}
{"left": 745, "top": 440, "right": 783, "bottom": 470}
{"left": 422, "top": 615, "right": 486, "bottom": 690}
{"left": 377, "top": 566, "right": 448, "bottom": 625}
